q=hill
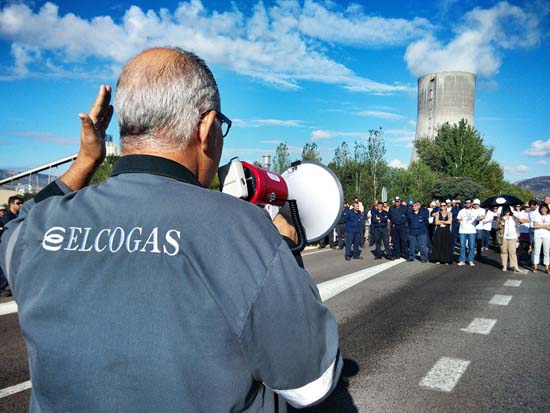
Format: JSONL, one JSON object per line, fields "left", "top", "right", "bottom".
{"left": 515, "top": 176, "right": 550, "bottom": 199}
{"left": 0, "top": 169, "right": 57, "bottom": 191}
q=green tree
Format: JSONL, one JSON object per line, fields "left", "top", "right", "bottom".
{"left": 385, "top": 166, "right": 410, "bottom": 200}
{"left": 431, "top": 176, "right": 486, "bottom": 200}
{"left": 352, "top": 141, "right": 368, "bottom": 198}
{"left": 364, "top": 128, "right": 387, "bottom": 202}
{"left": 415, "top": 120, "right": 493, "bottom": 182}
{"left": 273, "top": 142, "right": 291, "bottom": 173}
{"left": 328, "top": 141, "right": 355, "bottom": 201}
{"left": 301, "top": 142, "right": 322, "bottom": 162}
{"left": 332, "top": 141, "right": 351, "bottom": 168}
{"left": 90, "top": 155, "right": 120, "bottom": 185}
{"left": 481, "top": 161, "right": 505, "bottom": 198}
{"left": 406, "top": 161, "right": 436, "bottom": 204}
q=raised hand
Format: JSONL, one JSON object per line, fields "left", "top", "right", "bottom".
{"left": 77, "top": 85, "right": 114, "bottom": 166}
{"left": 59, "top": 85, "right": 114, "bottom": 190}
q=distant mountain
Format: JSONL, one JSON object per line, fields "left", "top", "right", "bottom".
{"left": 0, "top": 169, "right": 57, "bottom": 191}
{"left": 515, "top": 176, "right": 550, "bottom": 199}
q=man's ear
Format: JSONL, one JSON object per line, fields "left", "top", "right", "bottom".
{"left": 198, "top": 110, "right": 217, "bottom": 152}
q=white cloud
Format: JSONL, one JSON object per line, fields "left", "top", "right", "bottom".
{"left": 3, "top": 130, "right": 77, "bottom": 145}
{"left": 504, "top": 164, "right": 530, "bottom": 174}
{"left": 310, "top": 129, "right": 369, "bottom": 141}
{"left": 389, "top": 159, "right": 408, "bottom": 169}
{"left": 357, "top": 110, "right": 405, "bottom": 120}
{"left": 524, "top": 139, "right": 550, "bottom": 157}
{"left": 234, "top": 118, "right": 305, "bottom": 128}
{"left": 298, "top": 0, "right": 433, "bottom": 46}
{"left": 0, "top": 1, "right": 413, "bottom": 94}
{"left": 535, "top": 160, "right": 549, "bottom": 166}
{"left": 405, "top": 2, "right": 542, "bottom": 77}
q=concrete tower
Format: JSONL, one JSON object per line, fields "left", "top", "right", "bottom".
{"left": 412, "top": 71, "right": 476, "bottom": 160}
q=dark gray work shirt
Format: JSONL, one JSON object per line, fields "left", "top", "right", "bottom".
{"left": 1, "top": 155, "right": 341, "bottom": 413}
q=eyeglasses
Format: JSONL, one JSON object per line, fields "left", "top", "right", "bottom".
{"left": 202, "top": 110, "right": 232, "bottom": 138}
{"left": 13, "top": 201, "right": 23, "bottom": 205}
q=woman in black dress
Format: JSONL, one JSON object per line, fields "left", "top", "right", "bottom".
{"left": 430, "top": 201, "right": 453, "bottom": 264}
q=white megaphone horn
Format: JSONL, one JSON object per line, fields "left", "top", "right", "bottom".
{"left": 218, "top": 158, "right": 344, "bottom": 252}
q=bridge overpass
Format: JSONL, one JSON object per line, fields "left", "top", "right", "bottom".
{"left": 0, "top": 154, "right": 77, "bottom": 187}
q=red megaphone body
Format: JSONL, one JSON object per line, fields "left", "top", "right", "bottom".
{"left": 240, "top": 161, "right": 288, "bottom": 207}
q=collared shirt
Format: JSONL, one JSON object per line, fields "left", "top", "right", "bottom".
{"left": 388, "top": 204, "right": 408, "bottom": 225}
{"left": 344, "top": 209, "right": 363, "bottom": 234}
{"left": 503, "top": 216, "right": 518, "bottom": 240}
{"left": 1, "top": 155, "right": 341, "bottom": 413}
{"left": 407, "top": 208, "right": 429, "bottom": 235}
{"left": 371, "top": 209, "right": 389, "bottom": 228}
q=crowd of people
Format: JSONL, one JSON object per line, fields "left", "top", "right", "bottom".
{"left": 319, "top": 194, "right": 550, "bottom": 275}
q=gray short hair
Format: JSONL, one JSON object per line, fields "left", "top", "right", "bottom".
{"left": 115, "top": 47, "right": 220, "bottom": 152}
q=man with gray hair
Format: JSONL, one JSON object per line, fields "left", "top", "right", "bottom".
{"left": 0, "top": 48, "right": 341, "bottom": 412}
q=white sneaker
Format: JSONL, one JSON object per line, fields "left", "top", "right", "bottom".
{"left": 469, "top": 262, "right": 475, "bottom": 267}
{"left": 458, "top": 262, "right": 465, "bottom": 266}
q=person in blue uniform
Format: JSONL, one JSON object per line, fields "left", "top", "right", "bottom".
{"left": 343, "top": 201, "right": 363, "bottom": 260}
{"left": 388, "top": 196, "right": 408, "bottom": 259}
{"left": 0, "top": 48, "right": 341, "bottom": 413}
{"left": 371, "top": 201, "right": 393, "bottom": 259}
{"left": 407, "top": 200, "right": 430, "bottom": 262}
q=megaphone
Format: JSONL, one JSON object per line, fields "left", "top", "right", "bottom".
{"left": 218, "top": 158, "right": 344, "bottom": 252}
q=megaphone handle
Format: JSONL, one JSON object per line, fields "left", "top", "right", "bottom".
{"left": 287, "top": 200, "right": 307, "bottom": 253}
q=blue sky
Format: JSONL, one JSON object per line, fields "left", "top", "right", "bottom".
{"left": 0, "top": 0, "right": 549, "bottom": 182}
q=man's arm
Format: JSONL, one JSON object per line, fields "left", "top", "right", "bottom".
{"left": 60, "top": 85, "right": 113, "bottom": 191}
{"left": 34, "top": 85, "right": 113, "bottom": 204}
{"left": 239, "top": 242, "right": 341, "bottom": 408}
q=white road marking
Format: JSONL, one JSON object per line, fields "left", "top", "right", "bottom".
{"left": 460, "top": 318, "right": 497, "bottom": 335}
{"left": 302, "top": 248, "right": 332, "bottom": 256}
{"left": 420, "top": 357, "right": 470, "bottom": 392}
{"left": 0, "top": 380, "right": 31, "bottom": 399}
{"left": 0, "top": 301, "right": 18, "bottom": 316}
{"left": 504, "top": 279, "right": 522, "bottom": 287}
{"left": 489, "top": 294, "right": 512, "bottom": 306}
{"left": 1, "top": 259, "right": 405, "bottom": 315}
{"left": 318, "top": 259, "right": 405, "bottom": 302}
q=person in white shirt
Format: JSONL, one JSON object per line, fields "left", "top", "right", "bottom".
{"left": 497, "top": 206, "right": 522, "bottom": 272}
{"left": 457, "top": 198, "right": 484, "bottom": 266}
{"left": 527, "top": 199, "right": 540, "bottom": 255}
{"left": 532, "top": 202, "right": 550, "bottom": 273}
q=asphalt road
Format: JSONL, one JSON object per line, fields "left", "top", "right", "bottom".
{"left": 1, "top": 247, "right": 550, "bottom": 412}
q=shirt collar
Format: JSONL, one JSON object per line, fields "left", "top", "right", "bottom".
{"left": 111, "top": 154, "right": 202, "bottom": 187}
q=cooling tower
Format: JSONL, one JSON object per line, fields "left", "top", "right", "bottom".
{"left": 412, "top": 71, "right": 476, "bottom": 160}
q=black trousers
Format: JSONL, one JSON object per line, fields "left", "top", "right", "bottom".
{"left": 391, "top": 224, "right": 408, "bottom": 258}
{"left": 335, "top": 223, "right": 345, "bottom": 248}
{"left": 372, "top": 226, "right": 391, "bottom": 257}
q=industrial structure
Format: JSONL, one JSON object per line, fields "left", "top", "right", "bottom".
{"left": 412, "top": 71, "right": 476, "bottom": 160}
